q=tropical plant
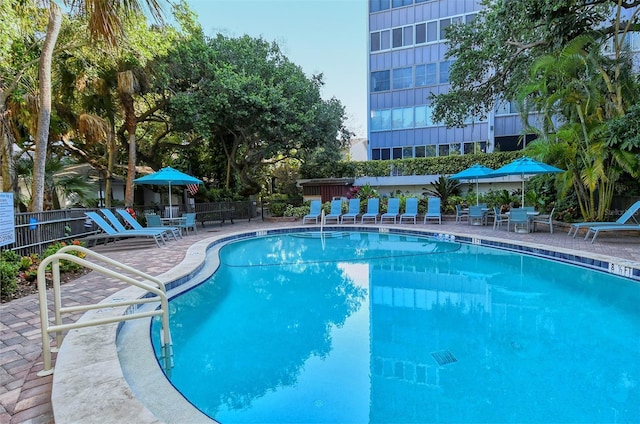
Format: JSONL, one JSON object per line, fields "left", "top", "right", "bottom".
{"left": 29, "top": 0, "right": 165, "bottom": 212}
{"left": 520, "top": 35, "right": 640, "bottom": 220}
{"left": 422, "top": 175, "right": 461, "bottom": 204}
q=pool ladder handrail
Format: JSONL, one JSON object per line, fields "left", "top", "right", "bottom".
{"left": 36, "top": 245, "right": 172, "bottom": 376}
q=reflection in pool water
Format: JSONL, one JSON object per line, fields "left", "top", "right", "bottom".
{"left": 152, "top": 231, "right": 640, "bottom": 423}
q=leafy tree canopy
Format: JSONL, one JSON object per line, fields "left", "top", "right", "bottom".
{"left": 431, "top": 0, "right": 640, "bottom": 127}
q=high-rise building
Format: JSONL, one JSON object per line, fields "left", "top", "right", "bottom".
{"left": 368, "top": 0, "right": 640, "bottom": 161}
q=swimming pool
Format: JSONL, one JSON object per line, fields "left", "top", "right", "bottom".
{"left": 152, "top": 230, "right": 640, "bottom": 423}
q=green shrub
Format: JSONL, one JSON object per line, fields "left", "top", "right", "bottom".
{"left": 1, "top": 249, "right": 20, "bottom": 264}
{"left": 41, "top": 241, "right": 86, "bottom": 273}
{"left": 0, "top": 261, "right": 19, "bottom": 297}
{"left": 283, "top": 204, "right": 308, "bottom": 219}
{"left": 269, "top": 202, "right": 288, "bottom": 217}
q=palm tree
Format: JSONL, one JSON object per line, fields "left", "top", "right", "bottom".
{"left": 519, "top": 35, "right": 639, "bottom": 221}
{"left": 30, "top": 0, "right": 164, "bottom": 212}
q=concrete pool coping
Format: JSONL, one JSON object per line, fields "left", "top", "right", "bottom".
{"left": 50, "top": 224, "right": 640, "bottom": 423}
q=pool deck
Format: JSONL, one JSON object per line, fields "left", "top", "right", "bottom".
{"left": 1, "top": 217, "right": 639, "bottom": 423}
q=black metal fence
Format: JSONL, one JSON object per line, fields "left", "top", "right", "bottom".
{"left": 3, "top": 201, "right": 258, "bottom": 257}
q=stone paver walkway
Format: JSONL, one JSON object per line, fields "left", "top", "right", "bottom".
{"left": 1, "top": 218, "right": 638, "bottom": 423}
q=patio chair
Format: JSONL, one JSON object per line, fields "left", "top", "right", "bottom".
{"left": 468, "top": 206, "right": 485, "bottom": 226}
{"left": 380, "top": 198, "right": 400, "bottom": 224}
{"left": 341, "top": 199, "right": 360, "bottom": 224}
{"left": 399, "top": 198, "right": 418, "bottom": 224}
{"left": 103, "top": 209, "right": 177, "bottom": 241}
{"left": 508, "top": 208, "right": 530, "bottom": 233}
{"left": 455, "top": 204, "right": 468, "bottom": 223}
{"left": 423, "top": 197, "right": 442, "bottom": 224}
{"left": 585, "top": 223, "right": 640, "bottom": 243}
{"left": 361, "top": 198, "right": 380, "bottom": 224}
{"left": 567, "top": 200, "right": 640, "bottom": 238}
{"left": 100, "top": 208, "right": 168, "bottom": 241}
{"left": 492, "top": 206, "right": 508, "bottom": 230}
{"left": 324, "top": 200, "right": 343, "bottom": 224}
{"left": 178, "top": 212, "right": 198, "bottom": 235}
{"left": 532, "top": 208, "right": 555, "bottom": 233}
{"left": 117, "top": 209, "right": 180, "bottom": 240}
{"left": 84, "top": 211, "right": 166, "bottom": 247}
{"left": 302, "top": 200, "right": 322, "bottom": 224}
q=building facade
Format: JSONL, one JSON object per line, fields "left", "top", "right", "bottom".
{"left": 367, "top": 1, "right": 640, "bottom": 162}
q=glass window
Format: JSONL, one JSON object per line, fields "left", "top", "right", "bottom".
{"left": 392, "top": 0, "right": 412, "bottom": 7}
{"left": 450, "top": 143, "right": 462, "bottom": 155}
{"left": 371, "top": 70, "right": 390, "bottom": 92}
{"left": 392, "top": 147, "right": 403, "bottom": 159}
{"left": 439, "top": 60, "right": 452, "bottom": 83}
{"left": 370, "top": 109, "right": 392, "bottom": 131}
{"left": 495, "top": 100, "right": 520, "bottom": 115}
{"left": 440, "top": 18, "right": 451, "bottom": 40}
{"left": 371, "top": 32, "right": 381, "bottom": 52}
{"left": 402, "top": 146, "right": 414, "bottom": 158}
{"left": 425, "top": 145, "right": 437, "bottom": 157}
{"left": 370, "top": 0, "right": 390, "bottom": 13}
{"left": 415, "top": 63, "right": 437, "bottom": 86}
{"left": 466, "top": 13, "right": 478, "bottom": 24}
{"left": 631, "top": 32, "right": 640, "bottom": 51}
{"left": 416, "top": 23, "right": 426, "bottom": 44}
{"left": 452, "top": 16, "right": 463, "bottom": 26}
{"left": 438, "top": 144, "right": 449, "bottom": 156}
{"left": 372, "top": 148, "right": 381, "bottom": 160}
{"left": 380, "top": 30, "right": 391, "bottom": 50}
{"left": 427, "top": 21, "right": 438, "bottom": 42}
{"left": 392, "top": 107, "right": 413, "bottom": 129}
{"left": 381, "top": 148, "right": 391, "bottom": 160}
{"left": 464, "top": 141, "right": 487, "bottom": 155}
{"left": 415, "top": 105, "right": 434, "bottom": 127}
{"left": 403, "top": 26, "right": 413, "bottom": 46}
{"left": 415, "top": 145, "right": 426, "bottom": 157}
{"left": 393, "top": 67, "right": 412, "bottom": 89}
{"left": 393, "top": 28, "right": 403, "bottom": 48}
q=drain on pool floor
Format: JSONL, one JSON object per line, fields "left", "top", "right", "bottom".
{"left": 431, "top": 350, "right": 457, "bottom": 366}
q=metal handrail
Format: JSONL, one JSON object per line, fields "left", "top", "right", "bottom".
{"left": 36, "top": 245, "right": 172, "bottom": 376}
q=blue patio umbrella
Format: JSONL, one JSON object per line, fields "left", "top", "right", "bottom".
{"left": 489, "top": 157, "right": 564, "bottom": 206}
{"left": 134, "top": 167, "right": 202, "bottom": 218}
{"left": 449, "top": 163, "right": 495, "bottom": 205}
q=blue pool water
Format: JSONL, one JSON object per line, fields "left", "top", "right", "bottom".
{"left": 152, "top": 231, "right": 640, "bottom": 423}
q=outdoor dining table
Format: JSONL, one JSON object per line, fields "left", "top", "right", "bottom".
{"left": 160, "top": 216, "right": 187, "bottom": 236}
{"left": 161, "top": 217, "right": 186, "bottom": 225}
{"left": 464, "top": 207, "right": 491, "bottom": 225}
{"left": 505, "top": 210, "right": 540, "bottom": 233}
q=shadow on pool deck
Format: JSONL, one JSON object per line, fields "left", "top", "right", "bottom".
{"left": 1, "top": 217, "right": 638, "bottom": 423}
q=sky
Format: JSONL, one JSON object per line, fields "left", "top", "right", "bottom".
{"left": 185, "top": 0, "right": 368, "bottom": 138}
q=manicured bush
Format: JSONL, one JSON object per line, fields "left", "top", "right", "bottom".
{"left": 41, "top": 240, "right": 86, "bottom": 273}
{"left": 0, "top": 260, "right": 19, "bottom": 297}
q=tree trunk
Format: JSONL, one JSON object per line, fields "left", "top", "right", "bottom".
{"left": 0, "top": 91, "right": 15, "bottom": 193}
{"left": 106, "top": 125, "right": 116, "bottom": 207}
{"left": 120, "top": 90, "right": 137, "bottom": 207}
{"left": 30, "top": 3, "right": 61, "bottom": 212}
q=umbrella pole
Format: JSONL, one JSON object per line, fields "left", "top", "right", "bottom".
{"left": 169, "top": 183, "right": 173, "bottom": 219}
{"left": 476, "top": 179, "right": 479, "bottom": 205}
{"left": 521, "top": 177, "right": 525, "bottom": 207}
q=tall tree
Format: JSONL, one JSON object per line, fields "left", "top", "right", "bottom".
{"left": 29, "top": 0, "right": 164, "bottom": 212}
{"left": 169, "top": 35, "right": 351, "bottom": 195}
{"left": 431, "top": 0, "right": 639, "bottom": 127}
{"left": 431, "top": 0, "right": 640, "bottom": 219}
